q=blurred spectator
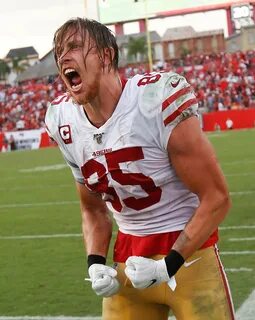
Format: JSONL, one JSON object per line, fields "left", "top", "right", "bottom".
{"left": 226, "top": 118, "right": 234, "bottom": 130}
{"left": 8, "top": 134, "right": 17, "bottom": 151}
{"left": 16, "top": 116, "right": 25, "bottom": 130}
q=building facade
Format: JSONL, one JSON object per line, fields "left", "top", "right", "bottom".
{"left": 162, "top": 26, "right": 225, "bottom": 61}
{"left": 226, "top": 24, "right": 255, "bottom": 52}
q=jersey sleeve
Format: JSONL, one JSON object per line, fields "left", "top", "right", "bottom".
{"left": 44, "top": 93, "right": 71, "bottom": 139}
{"left": 45, "top": 101, "right": 84, "bottom": 185}
{"left": 45, "top": 103, "right": 57, "bottom": 140}
{"left": 137, "top": 72, "right": 198, "bottom": 150}
{"left": 62, "top": 154, "right": 84, "bottom": 185}
{"left": 159, "top": 72, "right": 198, "bottom": 149}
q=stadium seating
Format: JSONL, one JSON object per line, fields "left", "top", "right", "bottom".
{"left": 121, "top": 50, "right": 255, "bottom": 112}
{"left": 0, "top": 77, "right": 64, "bottom": 132}
{"left": 1, "top": 51, "right": 255, "bottom": 132}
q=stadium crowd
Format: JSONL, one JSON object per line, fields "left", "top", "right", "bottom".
{"left": 124, "top": 51, "right": 255, "bottom": 112}
{"left": 1, "top": 50, "right": 255, "bottom": 132}
{"left": 0, "top": 77, "right": 64, "bottom": 132}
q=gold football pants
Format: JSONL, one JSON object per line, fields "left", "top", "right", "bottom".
{"left": 103, "top": 246, "right": 235, "bottom": 320}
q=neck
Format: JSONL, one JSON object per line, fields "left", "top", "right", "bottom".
{"left": 83, "top": 72, "right": 122, "bottom": 128}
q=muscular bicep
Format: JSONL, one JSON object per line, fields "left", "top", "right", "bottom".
{"left": 168, "top": 116, "right": 228, "bottom": 200}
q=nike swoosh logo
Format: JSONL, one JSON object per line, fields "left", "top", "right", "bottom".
{"left": 183, "top": 257, "right": 202, "bottom": 267}
{"left": 171, "top": 79, "right": 181, "bottom": 88}
{"left": 147, "top": 279, "right": 157, "bottom": 287}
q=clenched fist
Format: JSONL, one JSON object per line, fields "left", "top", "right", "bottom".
{"left": 125, "top": 256, "right": 176, "bottom": 290}
{"left": 88, "top": 264, "right": 120, "bottom": 297}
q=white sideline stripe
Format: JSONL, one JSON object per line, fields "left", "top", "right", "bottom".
{"left": 19, "top": 164, "right": 68, "bottom": 172}
{"left": 225, "top": 268, "right": 253, "bottom": 272}
{"left": 220, "top": 251, "right": 255, "bottom": 255}
{"left": 0, "top": 234, "right": 82, "bottom": 240}
{"left": 0, "top": 201, "right": 79, "bottom": 209}
{"left": 207, "top": 132, "right": 229, "bottom": 137}
{"left": 223, "top": 159, "right": 255, "bottom": 166}
{"left": 236, "top": 289, "right": 255, "bottom": 320}
{"left": 229, "top": 237, "right": 255, "bottom": 241}
{"left": 219, "top": 226, "right": 255, "bottom": 230}
{"left": 230, "top": 191, "right": 255, "bottom": 195}
{"left": 226, "top": 172, "right": 255, "bottom": 177}
{"left": 0, "top": 185, "right": 71, "bottom": 191}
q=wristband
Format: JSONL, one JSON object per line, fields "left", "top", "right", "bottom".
{"left": 87, "top": 254, "right": 106, "bottom": 268}
{"left": 164, "top": 249, "right": 184, "bottom": 278}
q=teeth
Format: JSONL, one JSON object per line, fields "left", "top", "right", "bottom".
{"left": 64, "top": 68, "right": 75, "bottom": 75}
{"left": 72, "top": 83, "right": 82, "bottom": 91}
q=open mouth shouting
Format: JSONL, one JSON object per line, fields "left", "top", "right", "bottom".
{"left": 64, "top": 68, "right": 82, "bottom": 92}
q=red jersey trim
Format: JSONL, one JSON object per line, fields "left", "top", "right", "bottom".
{"left": 214, "top": 246, "right": 235, "bottom": 320}
{"left": 113, "top": 229, "right": 218, "bottom": 263}
{"left": 162, "top": 86, "right": 192, "bottom": 111}
{"left": 121, "top": 78, "right": 128, "bottom": 90}
{"left": 163, "top": 98, "right": 197, "bottom": 126}
{"left": 51, "top": 93, "right": 70, "bottom": 106}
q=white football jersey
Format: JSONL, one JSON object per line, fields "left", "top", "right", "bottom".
{"left": 45, "top": 72, "right": 199, "bottom": 236}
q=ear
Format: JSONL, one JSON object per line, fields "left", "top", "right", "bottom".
{"left": 103, "top": 47, "right": 115, "bottom": 69}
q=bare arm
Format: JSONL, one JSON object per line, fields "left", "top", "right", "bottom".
{"left": 76, "top": 182, "right": 113, "bottom": 258}
{"left": 168, "top": 116, "right": 231, "bottom": 259}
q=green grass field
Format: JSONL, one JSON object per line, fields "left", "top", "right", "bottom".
{"left": 0, "top": 129, "right": 254, "bottom": 316}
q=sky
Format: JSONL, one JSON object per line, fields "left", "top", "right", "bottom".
{"left": 0, "top": 0, "right": 228, "bottom": 60}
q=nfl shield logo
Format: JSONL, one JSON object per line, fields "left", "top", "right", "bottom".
{"left": 93, "top": 133, "right": 104, "bottom": 144}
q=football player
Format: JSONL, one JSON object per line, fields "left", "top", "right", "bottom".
{"left": 45, "top": 18, "right": 235, "bottom": 320}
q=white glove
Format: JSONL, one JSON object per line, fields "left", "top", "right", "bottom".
{"left": 88, "top": 264, "right": 120, "bottom": 297}
{"left": 125, "top": 256, "right": 176, "bottom": 290}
